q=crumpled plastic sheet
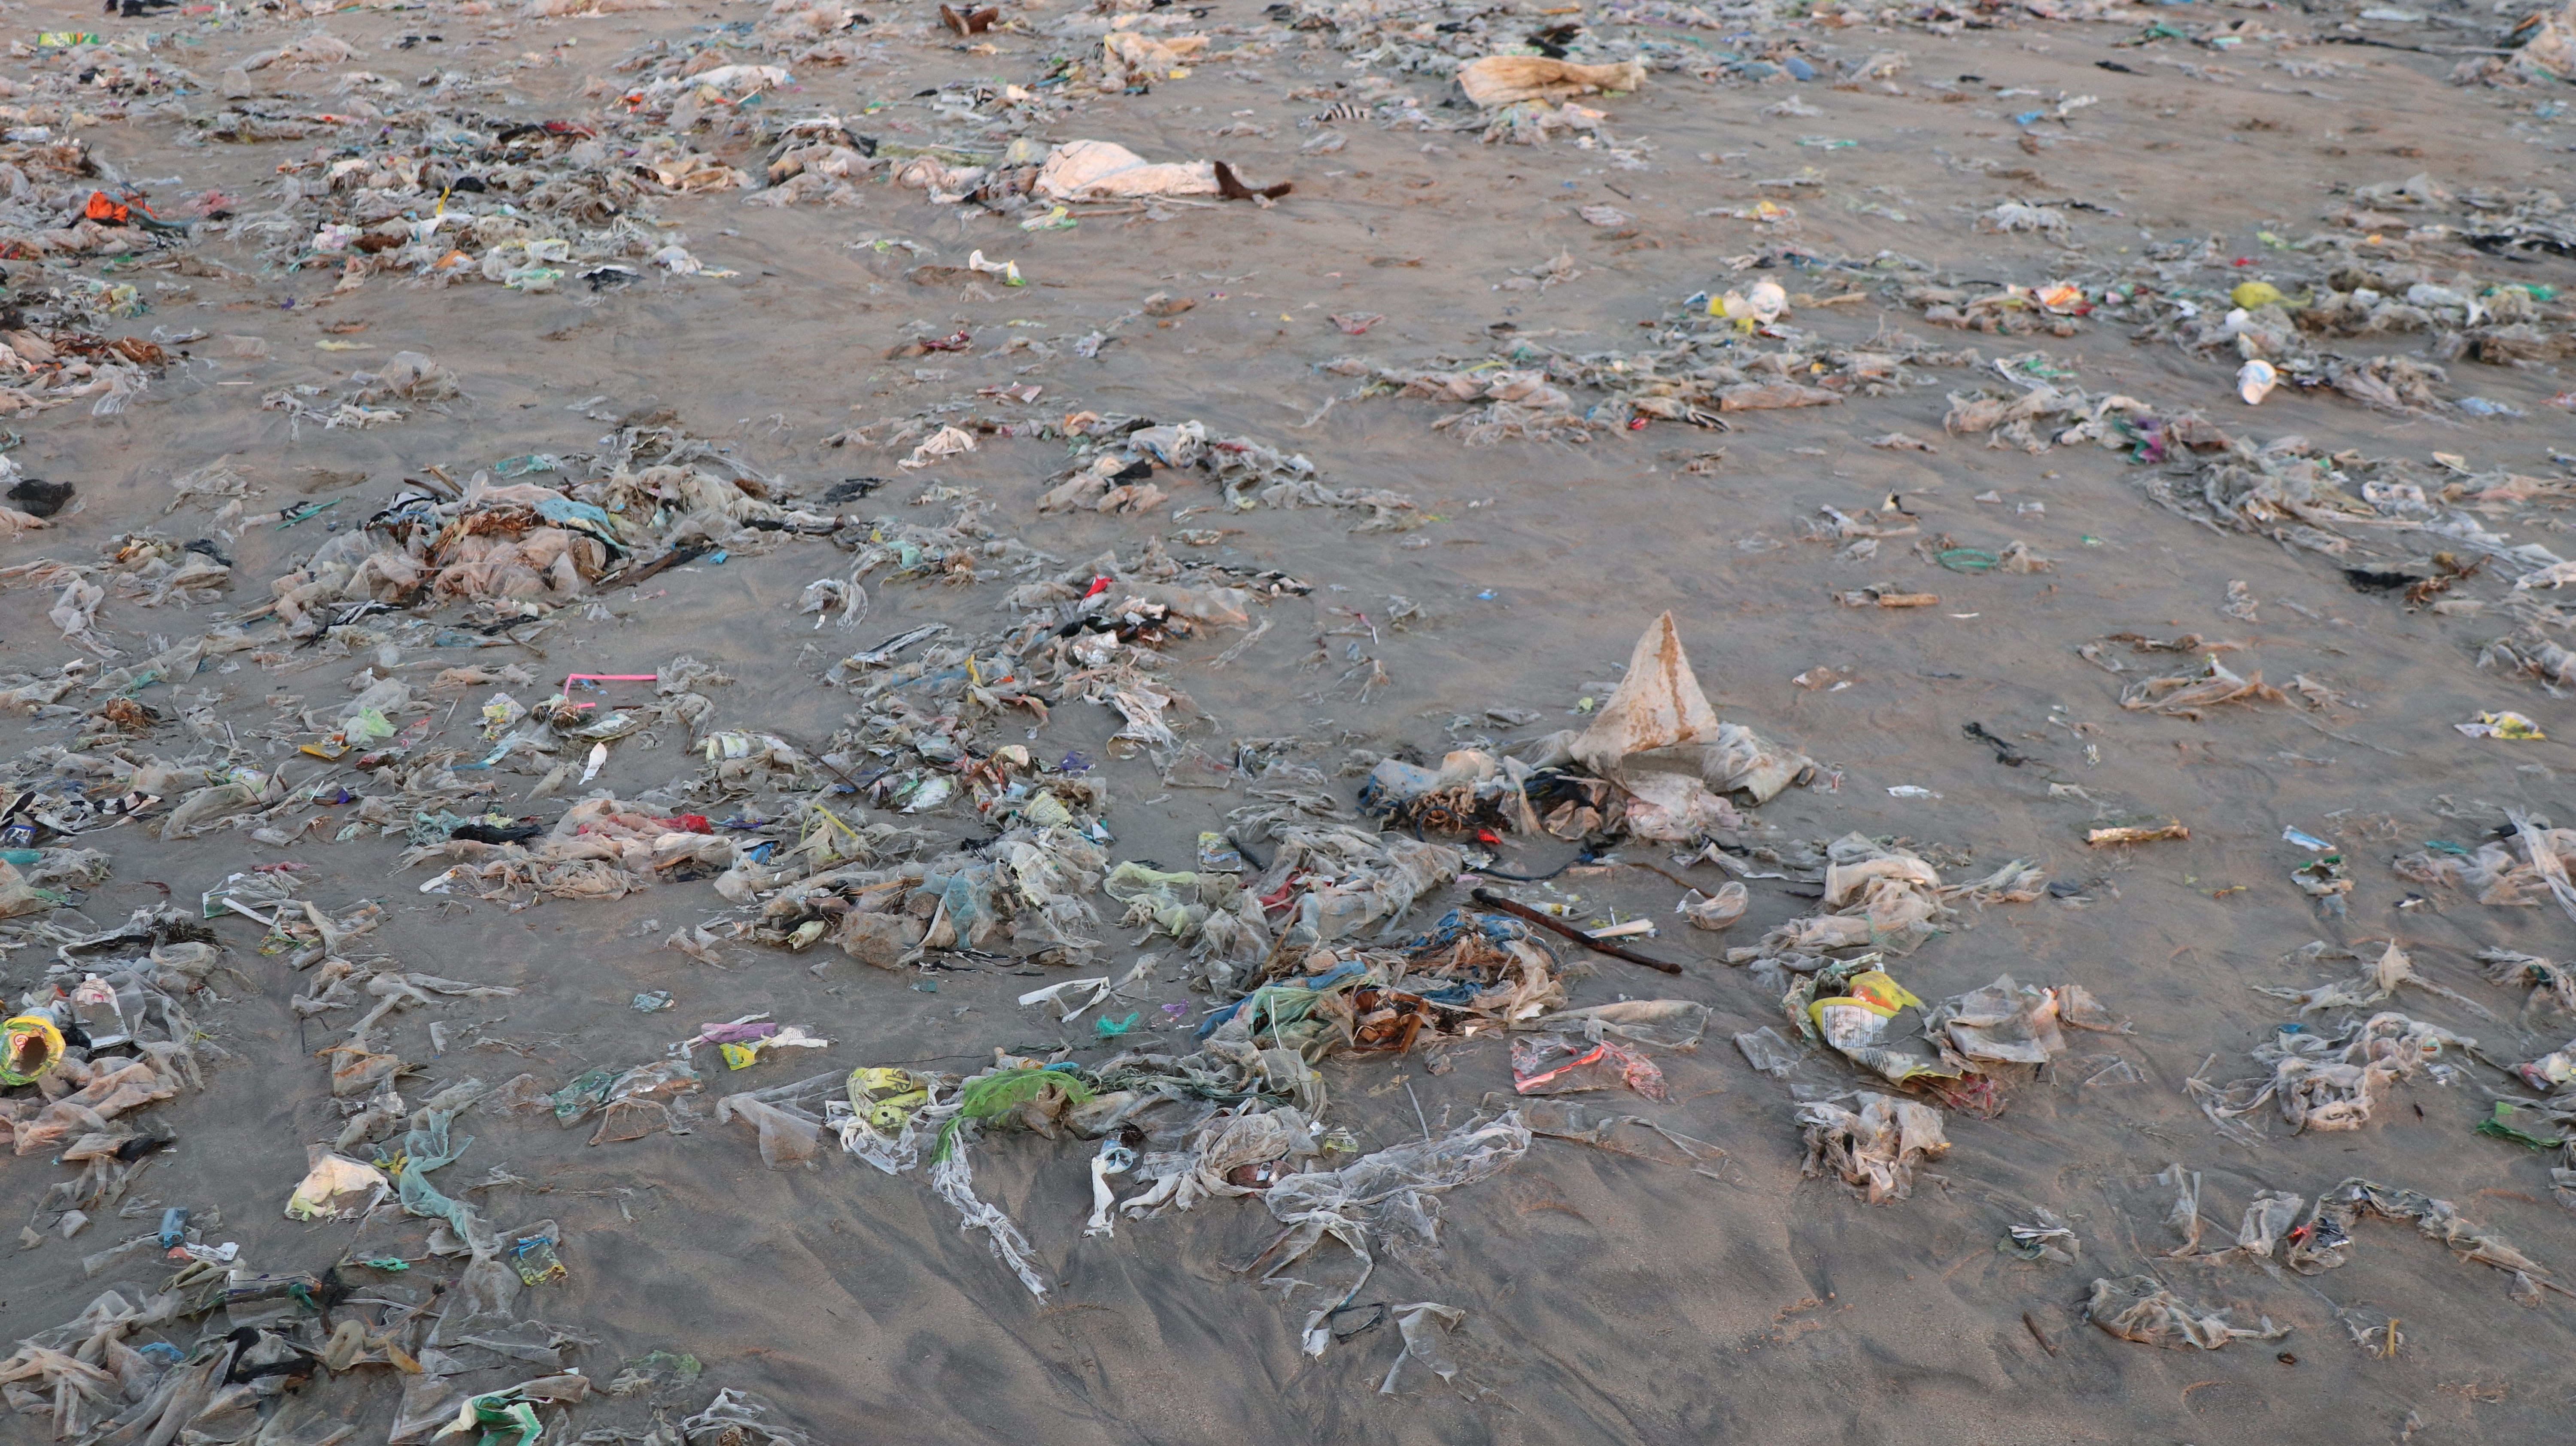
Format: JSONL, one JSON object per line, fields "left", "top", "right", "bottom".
{"left": 1517, "top": 999, "right": 1708, "bottom": 1052}
{"left": 1360, "top": 749, "right": 1543, "bottom": 838}
{"left": 1764, "top": 834, "right": 1951, "bottom": 955}
{"left": 1191, "top": 925, "right": 1562, "bottom": 1063}
{"left": 46, "top": 575, "right": 105, "bottom": 650}
{"left": 1782, "top": 959, "right": 1959, "bottom": 1088}
{"left": 1564, "top": 611, "right": 1721, "bottom": 784}
{"left": 1923, "top": 975, "right": 2069, "bottom": 1065}
{"left": 2119, "top": 656, "right": 2292, "bottom": 719}
{"left": 1120, "top": 1106, "right": 1317, "bottom": 1217}
{"left": 159, "top": 780, "right": 271, "bottom": 840}
{"left": 717, "top": 1094, "right": 825, "bottom": 1170}
{"left": 1104, "top": 860, "right": 1238, "bottom": 939}
{"left": 1101, "top": 30, "right": 1207, "bottom": 86}
{"left": 840, "top": 1043, "right": 1326, "bottom": 1291}
{"left": 1455, "top": 55, "right": 1646, "bottom": 106}
{"left": 875, "top": 826, "right": 1108, "bottom": 963}
{"left": 2478, "top": 947, "right": 2576, "bottom": 1013}
{"left": 1944, "top": 859, "right": 2047, "bottom": 905}
{"left": 1735, "top": 1025, "right": 1801, "bottom": 1078}
{"left": 681, "top": 1387, "right": 814, "bottom": 1446}
{"left": 2254, "top": 941, "right": 2485, "bottom": 1017}
{"left": 1378, "top": 1302, "right": 1466, "bottom": 1396}
{"left": 1509, "top": 1036, "right": 1666, "bottom": 1101}
{"left": 2084, "top": 1276, "right": 2288, "bottom": 1350}
{"left": 1255, "top": 823, "right": 1462, "bottom": 948}
{"left": 2399, "top": 823, "right": 2576, "bottom": 912}
{"left": 589, "top": 1062, "right": 704, "bottom": 1144}
{"left": 405, "top": 794, "right": 774, "bottom": 906}
{"left": 285, "top": 1149, "right": 387, "bottom": 1220}
{"left": 2157, "top": 1164, "right": 2303, "bottom": 1264}
{"left": 831, "top": 1081, "right": 936, "bottom": 1177}
{"left": 0, "top": 1027, "right": 200, "bottom": 1157}
{"left": 2191, "top": 1012, "right": 2476, "bottom": 1139}
{"left": 2284, "top": 1177, "right": 2554, "bottom": 1302}
{"left": 1252, "top": 1112, "right": 1530, "bottom": 1356}
{"left": 1677, "top": 881, "right": 1747, "bottom": 930}
{"left": 2239, "top": 1189, "right": 2305, "bottom": 1260}
{"left": 1033, "top": 413, "right": 1412, "bottom": 527}
{"left": 1795, "top": 1092, "right": 1948, "bottom": 1205}
{"left": 0, "top": 1288, "right": 181, "bottom": 1440}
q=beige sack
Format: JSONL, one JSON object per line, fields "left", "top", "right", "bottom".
{"left": 1456, "top": 56, "right": 1646, "bottom": 107}
{"left": 1036, "top": 140, "right": 1217, "bottom": 200}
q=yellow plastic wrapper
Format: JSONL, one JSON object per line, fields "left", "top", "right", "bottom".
{"left": 848, "top": 1066, "right": 931, "bottom": 1131}
{"left": 2458, "top": 710, "right": 2545, "bottom": 741}
{"left": 2035, "top": 282, "right": 2087, "bottom": 313}
{"left": 1808, "top": 971, "right": 1921, "bottom": 1050}
{"left": 2230, "top": 280, "right": 2286, "bottom": 310}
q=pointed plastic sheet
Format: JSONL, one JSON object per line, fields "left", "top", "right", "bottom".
{"left": 1569, "top": 612, "right": 1722, "bottom": 781}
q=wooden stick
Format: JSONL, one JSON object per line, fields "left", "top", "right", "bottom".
{"left": 1470, "top": 887, "right": 1681, "bottom": 975}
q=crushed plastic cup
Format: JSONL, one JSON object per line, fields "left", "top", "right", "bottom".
{"left": 2236, "top": 359, "right": 2278, "bottom": 406}
{"left": 0, "top": 1013, "right": 63, "bottom": 1086}
{"left": 509, "top": 1234, "right": 567, "bottom": 1285}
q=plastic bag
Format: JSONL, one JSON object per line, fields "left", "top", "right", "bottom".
{"left": 1810, "top": 969, "right": 1914, "bottom": 1048}
{"left": 285, "top": 1149, "right": 387, "bottom": 1220}
{"left": 1117, "top": 1106, "right": 1318, "bottom": 1218}
{"left": 1677, "top": 881, "right": 1748, "bottom": 931}
{"left": 161, "top": 783, "right": 264, "bottom": 839}
{"left": 550, "top": 1068, "right": 615, "bottom": 1126}
{"left": 1929, "top": 975, "right": 2070, "bottom": 1065}
{"left": 679, "top": 1388, "right": 812, "bottom": 1446}
{"left": 848, "top": 1067, "right": 931, "bottom": 1131}
{"left": 1795, "top": 1092, "right": 1947, "bottom": 1204}
{"left": 437, "top": 1389, "right": 542, "bottom": 1446}
{"left": 1733, "top": 1025, "right": 1801, "bottom": 1078}
{"left": 2237, "top": 1190, "right": 2304, "bottom": 1259}
{"left": 1104, "top": 860, "right": 1218, "bottom": 936}
{"left": 0, "top": 862, "right": 60, "bottom": 920}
